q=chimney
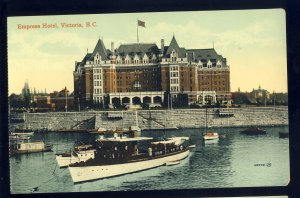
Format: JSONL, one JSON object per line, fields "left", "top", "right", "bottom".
{"left": 161, "top": 39, "right": 164, "bottom": 53}
{"left": 111, "top": 41, "right": 116, "bottom": 64}
{"left": 111, "top": 42, "right": 115, "bottom": 56}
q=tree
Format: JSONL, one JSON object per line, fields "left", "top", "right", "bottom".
{"left": 21, "top": 81, "right": 31, "bottom": 109}
{"left": 232, "top": 92, "right": 251, "bottom": 104}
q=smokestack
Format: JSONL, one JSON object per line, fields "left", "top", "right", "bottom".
{"left": 161, "top": 39, "right": 164, "bottom": 54}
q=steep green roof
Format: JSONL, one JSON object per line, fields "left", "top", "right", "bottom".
{"left": 117, "top": 43, "right": 159, "bottom": 56}
{"left": 89, "top": 39, "right": 109, "bottom": 61}
{"left": 165, "top": 36, "right": 186, "bottom": 58}
{"left": 79, "top": 53, "right": 92, "bottom": 66}
{"left": 186, "top": 48, "right": 226, "bottom": 64}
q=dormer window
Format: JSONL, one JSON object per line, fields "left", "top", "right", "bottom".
{"left": 171, "top": 49, "right": 177, "bottom": 62}
{"left": 134, "top": 54, "right": 140, "bottom": 64}
{"left": 116, "top": 55, "right": 122, "bottom": 64}
{"left": 125, "top": 55, "right": 131, "bottom": 64}
{"left": 143, "top": 54, "right": 149, "bottom": 64}
{"left": 94, "top": 53, "right": 101, "bottom": 64}
{"left": 207, "top": 60, "right": 212, "bottom": 68}
{"left": 198, "top": 60, "right": 203, "bottom": 68}
{"left": 217, "top": 60, "right": 222, "bottom": 68}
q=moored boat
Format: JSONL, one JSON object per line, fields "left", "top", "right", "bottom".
{"left": 10, "top": 131, "right": 34, "bottom": 136}
{"left": 9, "top": 134, "right": 31, "bottom": 141}
{"left": 14, "top": 128, "right": 34, "bottom": 133}
{"left": 68, "top": 135, "right": 190, "bottom": 183}
{"left": 142, "top": 126, "right": 178, "bottom": 131}
{"left": 240, "top": 127, "right": 266, "bottom": 135}
{"left": 10, "top": 141, "right": 53, "bottom": 154}
{"left": 203, "top": 132, "right": 219, "bottom": 141}
{"left": 202, "top": 107, "right": 219, "bottom": 141}
{"left": 279, "top": 131, "right": 289, "bottom": 138}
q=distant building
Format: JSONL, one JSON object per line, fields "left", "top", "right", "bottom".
{"left": 32, "top": 95, "right": 51, "bottom": 109}
{"left": 250, "top": 85, "right": 270, "bottom": 99}
{"left": 74, "top": 36, "right": 231, "bottom": 108}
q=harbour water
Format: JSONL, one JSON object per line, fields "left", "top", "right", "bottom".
{"left": 9, "top": 126, "right": 289, "bottom": 194}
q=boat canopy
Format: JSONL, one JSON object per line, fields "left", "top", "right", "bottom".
{"left": 151, "top": 137, "right": 189, "bottom": 145}
{"left": 96, "top": 136, "right": 153, "bottom": 142}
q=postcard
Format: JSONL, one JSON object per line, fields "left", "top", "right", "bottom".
{"left": 7, "top": 9, "right": 288, "bottom": 194}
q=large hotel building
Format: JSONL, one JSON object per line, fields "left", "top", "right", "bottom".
{"left": 73, "top": 36, "right": 230, "bottom": 107}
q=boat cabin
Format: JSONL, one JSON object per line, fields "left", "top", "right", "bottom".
{"left": 17, "top": 141, "right": 45, "bottom": 151}
{"left": 70, "top": 135, "right": 190, "bottom": 167}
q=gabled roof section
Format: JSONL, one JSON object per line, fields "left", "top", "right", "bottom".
{"left": 79, "top": 53, "right": 92, "bottom": 67}
{"left": 186, "top": 48, "right": 226, "bottom": 63}
{"left": 165, "top": 36, "right": 186, "bottom": 58}
{"left": 116, "top": 43, "right": 159, "bottom": 56}
{"left": 89, "top": 39, "right": 109, "bottom": 61}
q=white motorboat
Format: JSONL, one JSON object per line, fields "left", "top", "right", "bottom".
{"left": 68, "top": 135, "right": 190, "bottom": 183}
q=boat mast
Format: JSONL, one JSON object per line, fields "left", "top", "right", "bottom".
{"left": 205, "top": 106, "right": 208, "bottom": 130}
{"left": 135, "top": 110, "right": 138, "bottom": 127}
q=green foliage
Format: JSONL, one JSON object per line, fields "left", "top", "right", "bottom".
{"left": 232, "top": 92, "right": 251, "bottom": 104}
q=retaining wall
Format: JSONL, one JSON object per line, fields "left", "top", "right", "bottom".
{"left": 13, "top": 107, "right": 288, "bottom": 131}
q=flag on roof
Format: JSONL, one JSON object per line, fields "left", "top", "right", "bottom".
{"left": 138, "top": 20, "right": 146, "bottom": 28}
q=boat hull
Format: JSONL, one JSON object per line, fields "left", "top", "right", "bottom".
{"left": 10, "top": 132, "right": 34, "bottom": 136}
{"left": 279, "top": 132, "right": 289, "bottom": 138}
{"left": 69, "top": 149, "right": 190, "bottom": 183}
{"left": 203, "top": 136, "right": 219, "bottom": 140}
{"left": 240, "top": 130, "right": 266, "bottom": 135}
{"left": 240, "top": 127, "right": 266, "bottom": 135}
{"left": 11, "top": 146, "right": 53, "bottom": 154}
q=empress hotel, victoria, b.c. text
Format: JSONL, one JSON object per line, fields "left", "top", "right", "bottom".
{"left": 73, "top": 36, "right": 230, "bottom": 107}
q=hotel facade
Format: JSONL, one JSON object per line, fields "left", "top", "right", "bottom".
{"left": 73, "top": 36, "right": 230, "bottom": 108}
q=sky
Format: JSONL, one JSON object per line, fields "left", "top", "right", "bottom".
{"left": 7, "top": 9, "right": 287, "bottom": 95}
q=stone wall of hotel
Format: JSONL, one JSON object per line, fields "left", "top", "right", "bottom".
{"left": 15, "top": 107, "right": 288, "bottom": 131}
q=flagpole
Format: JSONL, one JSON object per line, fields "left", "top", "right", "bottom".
{"left": 137, "top": 19, "right": 139, "bottom": 43}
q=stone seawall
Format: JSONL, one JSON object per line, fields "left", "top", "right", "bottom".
{"left": 14, "top": 107, "right": 288, "bottom": 131}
